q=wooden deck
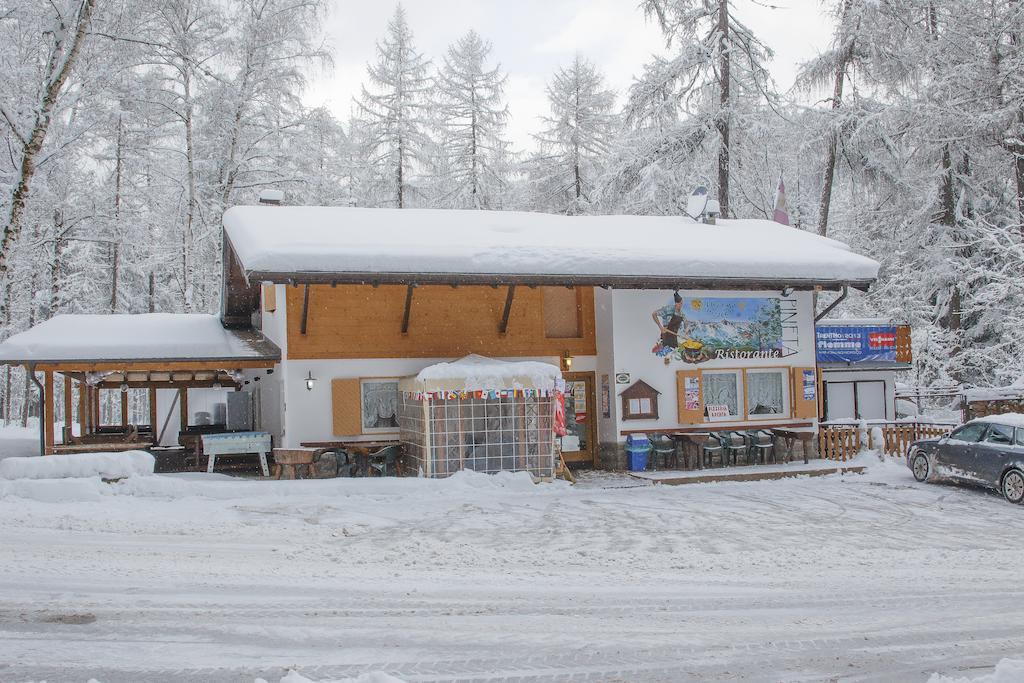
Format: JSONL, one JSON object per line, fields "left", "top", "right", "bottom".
{"left": 628, "top": 460, "right": 866, "bottom": 485}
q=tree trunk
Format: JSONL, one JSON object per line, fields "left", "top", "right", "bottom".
{"left": 111, "top": 116, "right": 123, "bottom": 313}
{"left": 716, "top": 0, "right": 731, "bottom": 218}
{"left": 817, "top": 0, "right": 855, "bottom": 237}
{"left": 183, "top": 71, "right": 197, "bottom": 312}
{"left": 0, "top": 0, "right": 98, "bottom": 310}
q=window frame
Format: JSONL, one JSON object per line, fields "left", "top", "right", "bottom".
{"left": 702, "top": 369, "right": 744, "bottom": 422}
{"left": 984, "top": 423, "right": 1015, "bottom": 445}
{"left": 949, "top": 423, "right": 989, "bottom": 443}
{"left": 743, "top": 367, "right": 790, "bottom": 421}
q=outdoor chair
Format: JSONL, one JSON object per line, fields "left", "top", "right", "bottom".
{"left": 647, "top": 433, "right": 679, "bottom": 470}
{"left": 720, "top": 432, "right": 748, "bottom": 467}
{"left": 701, "top": 435, "right": 724, "bottom": 468}
{"left": 368, "top": 444, "right": 402, "bottom": 477}
{"left": 334, "top": 449, "right": 360, "bottom": 477}
{"left": 745, "top": 430, "right": 776, "bottom": 465}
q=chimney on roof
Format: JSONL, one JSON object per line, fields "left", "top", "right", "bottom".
{"left": 258, "top": 189, "right": 284, "bottom": 206}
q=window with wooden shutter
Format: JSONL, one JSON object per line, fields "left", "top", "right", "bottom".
{"left": 331, "top": 378, "right": 362, "bottom": 436}
{"left": 262, "top": 284, "right": 276, "bottom": 312}
{"left": 676, "top": 369, "right": 703, "bottom": 424}
{"left": 791, "top": 367, "right": 819, "bottom": 419}
{"left": 542, "top": 287, "right": 581, "bottom": 338}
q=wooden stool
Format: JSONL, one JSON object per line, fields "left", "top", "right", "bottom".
{"left": 272, "top": 448, "right": 317, "bottom": 480}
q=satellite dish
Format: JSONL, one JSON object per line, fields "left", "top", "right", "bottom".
{"left": 685, "top": 186, "right": 709, "bottom": 220}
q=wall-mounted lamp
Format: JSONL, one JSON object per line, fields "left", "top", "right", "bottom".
{"left": 561, "top": 351, "right": 574, "bottom": 372}
{"left": 781, "top": 286, "right": 794, "bottom": 297}
{"left": 304, "top": 370, "right": 316, "bottom": 391}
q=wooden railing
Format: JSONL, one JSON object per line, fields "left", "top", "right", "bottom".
{"left": 818, "top": 421, "right": 955, "bottom": 461}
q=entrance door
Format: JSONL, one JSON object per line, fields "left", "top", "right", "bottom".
{"left": 560, "top": 372, "right": 596, "bottom": 465}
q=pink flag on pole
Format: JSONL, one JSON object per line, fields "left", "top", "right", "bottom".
{"left": 772, "top": 176, "right": 790, "bottom": 225}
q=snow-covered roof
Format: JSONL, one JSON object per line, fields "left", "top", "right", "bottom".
{"left": 974, "top": 413, "right": 1024, "bottom": 429}
{"left": 400, "top": 355, "right": 561, "bottom": 393}
{"left": 223, "top": 206, "right": 880, "bottom": 289}
{"left": 0, "top": 314, "right": 280, "bottom": 365}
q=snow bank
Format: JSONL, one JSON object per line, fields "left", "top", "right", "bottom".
{"left": 0, "top": 450, "right": 154, "bottom": 481}
{"left": 412, "top": 354, "right": 560, "bottom": 392}
{"left": 0, "top": 466, "right": 563, "bottom": 503}
{"left": 928, "top": 659, "right": 1024, "bottom": 683}
{"left": 271, "top": 670, "right": 406, "bottom": 683}
{"left": 224, "top": 205, "right": 879, "bottom": 285}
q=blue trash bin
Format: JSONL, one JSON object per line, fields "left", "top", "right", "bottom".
{"left": 625, "top": 435, "right": 651, "bottom": 472}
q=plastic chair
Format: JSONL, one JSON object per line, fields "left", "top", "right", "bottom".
{"left": 701, "top": 435, "right": 724, "bottom": 468}
{"left": 745, "top": 430, "right": 776, "bottom": 464}
{"left": 647, "top": 434, "right": 679, "bottom": 470}
{"left": 369, "top": 444, "right": 402, "bottom": 477}
{"left": 720, "top": 432, "right": 747, "bottom": 467}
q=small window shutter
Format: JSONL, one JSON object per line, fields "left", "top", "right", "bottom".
{"left": 332, "top": 378, "right": 362, "bottom": 436}
{"left": 791, "top": 367, "right": 819, "bottom": 420}
{"left": 262, "top": 284, "right": 276, "bottom": 312}
{"left": 542, "top": 287, "right": 581, "bottom": 338}
{"left": 676, "top": 369, "right": 703, "bottom": 424}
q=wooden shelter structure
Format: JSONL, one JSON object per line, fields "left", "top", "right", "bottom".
{"left": 0, "top": 314, "right": 279, "bottom": 455}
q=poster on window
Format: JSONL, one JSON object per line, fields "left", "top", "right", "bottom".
{"left": 802, "top": 370, "right": 816, "bottom": 401}
{"left": 684, "top": 376, "right": 700, "bottom": 411}
{"left": 815, "top": 325, "right": 898, "bottom": 363}
{"left": 652, "top": 293, "right": 784, "bottom": 364}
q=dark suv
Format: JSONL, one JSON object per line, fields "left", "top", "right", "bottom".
{"left": 907, "top": 417, "right": 1024, "bottom": 504}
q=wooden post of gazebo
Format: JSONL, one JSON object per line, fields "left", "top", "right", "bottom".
{"left": 62, "top": 375, "right": 72, "bottom": 443}
{"left": 78, "top": 379, "right": 88, "bottom": 437}
{"left": 120, "top": 390, "right": 129, "bottom": 428}
{"left": 148, "top": 387, "right": 158, "bottom": 440}
{"left": 43, "top": 370, "right": 54, "bottom": 455}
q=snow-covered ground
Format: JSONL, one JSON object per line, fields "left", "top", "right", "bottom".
{"left": 0, "top": 437, "right": 1022, "bottom": 682}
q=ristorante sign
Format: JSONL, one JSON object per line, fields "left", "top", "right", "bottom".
{"left": 652, "top": 294, "right": 784, "bottom": 364}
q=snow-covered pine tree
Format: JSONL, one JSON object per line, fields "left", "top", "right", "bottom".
{"left": 528, "top": 55, "right": 616, "bottom": 215}
{"left": 355, "top": 5, "right": 432, "bottom": 209}
{"left": 602, "top": 0, "right": 770, "bottom": 216}
{"left": 432, "top": 30, "right": 511, "bottom": 210}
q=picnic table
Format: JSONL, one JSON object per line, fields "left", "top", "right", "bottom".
{"left": 770, "top": 427, "right": 817, "bottom": 464}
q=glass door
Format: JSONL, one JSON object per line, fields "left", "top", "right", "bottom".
{"left": 560, "top": 372, "right": 595, "bottom": 465}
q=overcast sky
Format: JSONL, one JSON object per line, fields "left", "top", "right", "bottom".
{"left": 304, "top": 0, "right": 835, "bottom": 151}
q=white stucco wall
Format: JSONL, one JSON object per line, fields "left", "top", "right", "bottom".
{"left": 276, "top": 355, "right": 595, "bottom": 447}
{"left": 820, "top": 368, "right": 897, "bottom": 421}
{"left": 602, "top": 289, "right": 817, "bottom": 442}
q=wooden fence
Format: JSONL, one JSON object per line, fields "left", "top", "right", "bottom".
{"left": 818, "top": 422, "right": 955, "bottom": 462}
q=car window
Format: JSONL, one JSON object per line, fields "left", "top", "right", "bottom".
{"left": 949, "top": 423, "right": 988, "bottom": 443}
{"left": 1016, "top": 429, "right": 1024, "bottom": 447}
{"left": 984, "top": 423, "right": 1014, "bottom": 445}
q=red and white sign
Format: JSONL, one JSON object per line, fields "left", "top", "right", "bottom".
{"left": 868, "top": 331, "right": 897, "bottom": 349}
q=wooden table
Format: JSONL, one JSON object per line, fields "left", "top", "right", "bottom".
{"left": 671, "top": 432, "right": 713, "bottom": 470}
{"left": 201, "top": 432, "right": 272, "bottom": 476}
{"left": 771, "top": 427, "right": 817, "bottom": 464}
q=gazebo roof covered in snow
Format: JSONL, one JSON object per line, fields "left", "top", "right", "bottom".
{"left": 400, "top": 355, "right": 561, "bottom": 394}
{"left": 0, "top": 314, "right": 280, "bottom": 368}
{"left": 223, "top": 205, "right": 880, "bottom": 291}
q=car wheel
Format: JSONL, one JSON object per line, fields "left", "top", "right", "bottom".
{"left": 911, "top": 453, "right": 931, "bottom": 483}
{"left": 1002, "top": 469, "right": 1024, "bottom": 504}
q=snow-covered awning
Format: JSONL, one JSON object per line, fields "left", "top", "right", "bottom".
{"left": 223, "top": 206, "right": 880, "bottom": 291}
{"left": 399, "top": 355, "right": 561, "bottom": 394}
{"left": 0, "top": 314, "right": 280, "bottom": 369}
